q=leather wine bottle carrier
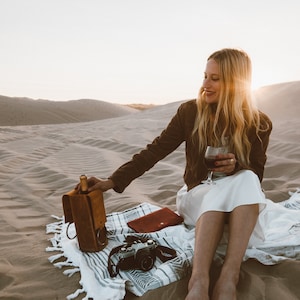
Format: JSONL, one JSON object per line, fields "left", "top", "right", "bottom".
{"left": 62, "top": 188, "right": 108, "bottom": 252}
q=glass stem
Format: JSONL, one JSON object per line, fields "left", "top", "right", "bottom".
{"left": 207, "top": 170, "right": 213, "bottom": 184}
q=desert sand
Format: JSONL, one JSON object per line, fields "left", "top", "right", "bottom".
{"left": 0, "top": 81, "right": 300, "bottom": 300}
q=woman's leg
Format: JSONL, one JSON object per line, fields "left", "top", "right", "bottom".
{"left": 185, "top": 211, "right": 227, "bottom": 300}
{"left": 212, "top": 204, "right": 259, "bottom": 300}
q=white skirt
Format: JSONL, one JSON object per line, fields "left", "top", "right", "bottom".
{"left": 176, "top": 170, "right": 267, "bottom": 226}
{"left": 176, "top": 171, "right": 300, "bottom": 261}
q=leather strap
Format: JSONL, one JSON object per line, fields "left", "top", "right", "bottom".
{"left": 66, "top": 222, "right": 77, "bottom": 240}
{"left": 155, "top": 245, "right": 177, "bottom": 262}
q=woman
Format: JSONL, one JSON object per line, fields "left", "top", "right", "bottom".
{"left": 82, "top": 48, "right": 272, "bottom": 300}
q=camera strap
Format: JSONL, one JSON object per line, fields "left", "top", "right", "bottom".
{"left": 107, "top": 244, "right": 125, "bottom": 277}
{"left": 155, "top": 245, "right": 177, "bottom": 262}
{"left": 107, "top": 236, "right": 177, "bottom": 277}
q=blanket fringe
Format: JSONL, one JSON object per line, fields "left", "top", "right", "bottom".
{"left": 54, "top": 260, "right": 76, "bottom": 269}
{"left": 46, "top": 216, "right": 85, "bottom": 297}
{"left": 46, "top": 245, "right": 61, "bottom": 252}
{"left": 48, "top": 253, "right": 65, "bottom": 264}
{"left": 63, "top": 267, "right": 80, "bottom": 277}
{"left": 46, "top": 221, "right": 64, "bottom": 234}
{"left": 66, "top": 288, "right": 85, "bottom": 300}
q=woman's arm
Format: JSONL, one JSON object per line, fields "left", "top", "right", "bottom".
{"left": 109, "top": 101, "right": 194, "bottom": 192}
{"left": 249, "top": 112, "right": 273, "bottom": 182}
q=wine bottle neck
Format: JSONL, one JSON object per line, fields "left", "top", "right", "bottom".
{"left": 80, "top": 175, "right": 88, "bottom": 194}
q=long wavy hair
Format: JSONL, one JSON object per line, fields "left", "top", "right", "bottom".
{"left": 193, "top": 48, "right": 262, "bottom": 167}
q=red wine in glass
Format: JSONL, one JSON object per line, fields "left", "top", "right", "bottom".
{"left": 204, "top": 156, "right": 218, "bottom": 170}
{"left": 202, "top": 146, "right": 228, "bottom": 184}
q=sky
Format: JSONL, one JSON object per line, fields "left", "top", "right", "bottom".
{"left": 1, "top": 0, "right": 300, "bottom": 105}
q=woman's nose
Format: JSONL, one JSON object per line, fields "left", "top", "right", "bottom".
{"left": 202, "top": 78, "right": 210, "bottom": 88}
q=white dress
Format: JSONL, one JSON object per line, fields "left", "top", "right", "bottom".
{"left": 176, "top": 170, "right": 268, "bottom": 246}
{"left": 176, "top": 170, "right": 267, "bottom": 226}
{"left": 177, "top": 170, "right": 300, "bottom": 262}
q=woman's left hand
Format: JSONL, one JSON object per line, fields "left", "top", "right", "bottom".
{"left": 213, "top": 153, "right": 237, "bottom": 175}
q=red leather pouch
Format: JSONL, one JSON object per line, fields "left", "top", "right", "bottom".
{"left": 127, "top": 207, "right": 184, "bottom": 233}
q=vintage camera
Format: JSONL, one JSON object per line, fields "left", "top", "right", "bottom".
{"left": 117, "top": 239, "right": 157, "bottom": 271}
{"left": 108, "top": 236, "right": 177, "bottom": 277}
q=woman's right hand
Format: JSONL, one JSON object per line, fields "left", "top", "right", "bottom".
{"left": 76, "top": 176, "right": 115, "bottom": 192}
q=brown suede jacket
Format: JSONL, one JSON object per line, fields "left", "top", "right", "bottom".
{"left": 110, "top": 99, "right": 272, "bottom": 193}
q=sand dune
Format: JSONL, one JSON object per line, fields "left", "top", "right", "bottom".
{"left": 0, "top": 96, "right": 137, "bottom": 126}
{"left": 255, "top": 81, "right": 300, "bottom": 121}
{"left": 0, "top": 81, "right": 300, "bottom": 299}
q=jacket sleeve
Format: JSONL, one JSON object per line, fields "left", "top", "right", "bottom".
{"left": 109, "top": 103, "right": 188, "bottom": 193}
{"left": 248, "top": 112, "right": 272, "bottom": 182}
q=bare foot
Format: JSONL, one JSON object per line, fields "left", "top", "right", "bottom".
{"left": 211, "top": 271, "right": 238, "bottom": 300}
{"left": 185, "top": 277, "right": 209, "bottom": 300}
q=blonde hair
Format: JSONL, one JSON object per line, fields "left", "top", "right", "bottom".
{"left": 193, "top": 48, "right": 262, "bottom": 167}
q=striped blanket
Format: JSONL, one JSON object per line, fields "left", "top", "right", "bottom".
{"left": 47, "top": 203, "right": 194, "bottom": 300}
{"left": 46, "top": 189, "right": 300, "bottom": 300}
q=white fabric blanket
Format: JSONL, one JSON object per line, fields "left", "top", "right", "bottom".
{"left": 46, "top": 189, "right": 300, "bottom": 300}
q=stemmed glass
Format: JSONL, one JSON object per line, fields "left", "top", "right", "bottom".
{"left": 202, "top": 145, "right": 228, "bottom": 185}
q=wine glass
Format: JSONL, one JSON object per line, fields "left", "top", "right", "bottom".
{"left": 202, "top": 145, "right": 228, "bottom": 185}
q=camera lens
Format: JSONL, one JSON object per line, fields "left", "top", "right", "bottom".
{"left": 136, "top": 249, "right": 156, "bottom": 271}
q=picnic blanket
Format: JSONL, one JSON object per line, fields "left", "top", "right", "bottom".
{"left": 46, "top": 189, "right": 300, "bottom": 300}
